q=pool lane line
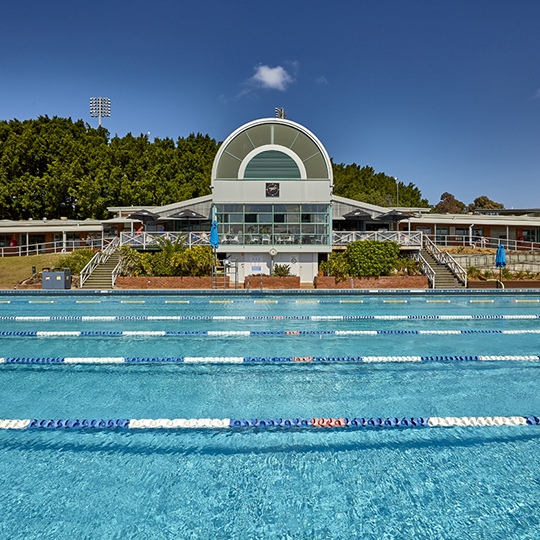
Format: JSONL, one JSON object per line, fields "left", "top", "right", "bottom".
{"left": 0, "top": 416, "right": 538, "bottom": 430}
{"left": 5, "top": 298, "right": 540, "bottom": 305}
{"left": 1, "top": 329, "right": 540, "bottom": 338}
{"left": 2, "top": 314, "right": 540, "bottom": 322}
{"left": 2, "top": 355, "right": 540, "bottom": 364}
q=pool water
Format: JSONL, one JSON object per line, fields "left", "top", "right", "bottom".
{"left": 1, "top": 293, "right": 540, "bottom": 539}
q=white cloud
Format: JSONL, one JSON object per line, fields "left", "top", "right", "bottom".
{"left": 535, "top": 88, "right": 540, "bottom": 98}
{"left": 249, "top": 64, "right": 294, "bottom": 91}
{"left": 316, "top": 76, "right": 328, "bottom": 85}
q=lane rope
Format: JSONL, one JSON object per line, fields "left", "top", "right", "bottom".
{"left": 2, "top": 355, "right": 540, "bottom": 364}
{"left": 0, "top": 416, "right": 538, "bottom": 430}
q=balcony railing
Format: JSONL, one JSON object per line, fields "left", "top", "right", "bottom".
{"left": 332, "top": 231, "right": 423, "bottom": 247}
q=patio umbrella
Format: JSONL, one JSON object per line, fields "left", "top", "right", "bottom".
{"left": 128, "top": 209, "right": 160, "bottom": 222}
{"left": 210, "top": 221, "right": 219, "bottom": 250}
{"left": 375, "top": 210, "right": 411, "bottom": 231}
{"left": 343, "top": 209, "right": 373, "bottom": 219}
{"left": 495, "top": 244, "right": 506, "bottom": 288}
{"left": 375, "top": 210, "right": 410, "bottom": 222}
{"left": 160, "top": 209, "right": 206, "bottom": 220}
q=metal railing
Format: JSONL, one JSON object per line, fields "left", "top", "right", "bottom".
{"left": 428, "top": 234, "right": 540, "bottom": 252}
{"left": 413, "top": 252, "right": 436, "bottom": 288}
{"left": 120, "top": 231, "right": 208, "bottom": 249}
{"left": 79, "top": 236, "right": 120, "bottom": 288}
{"left": 111, "top": 260, "right": 122, "bottom": 288}
{"left": 424, "top": 235, "right": 467, "bottom": 287}
{"left": 120, "top": 230, "right": 424, "bottom": 249}
{"left": 0, "top": 240, "right": 104, "bottom": 257}
{"left": 332, "top": 231, "right": 423, "bottom": 246}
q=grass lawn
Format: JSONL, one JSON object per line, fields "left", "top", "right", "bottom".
{"left": 0, "top": 253, "right": 64, "bottom": 287}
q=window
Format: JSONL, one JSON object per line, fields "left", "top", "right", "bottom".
{"left": 214, "top": 204, "right": 331, "bottom": 245}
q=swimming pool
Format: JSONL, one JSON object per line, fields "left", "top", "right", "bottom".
{"left": 1, "top": 292, "right": 540, "bottom": 538}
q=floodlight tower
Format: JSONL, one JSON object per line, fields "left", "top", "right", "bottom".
{"left": 275, "top": 107, "right": 286, "bottom": 119}
{"left": 90, "top": 97, "right": 111, "bottom": 127}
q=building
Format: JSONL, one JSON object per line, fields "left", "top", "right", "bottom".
{"left": 3, "top": 116, "right": 540, "bottom": 281}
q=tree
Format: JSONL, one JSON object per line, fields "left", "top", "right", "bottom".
{"left": 433, "top": 192, "right": 467, "bottom": 214}
{"left": 332, "top": 162, "right": 429, "bottom": 208}
{"left": 468, "top": 196, "right": 504, "bottom": 212}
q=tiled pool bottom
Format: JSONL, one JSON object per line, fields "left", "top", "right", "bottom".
{"left": 2, "top": 291, "right": 540, "bottom": 539}
{"left": 2, "top": 427, "right": 539, "bottom": 539}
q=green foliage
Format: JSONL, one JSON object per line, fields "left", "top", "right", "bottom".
{"left": 501, "top": 267, "right": 513, "bottom": 280}
{"left": 319, "top": 251, "right": 350, "bottom": 281}
{"left": 332, "top": 163, "right": 429, "bottom": 208}
{"left": 56, "top": 248, "right": 96, "bottom": 274}
{"left": 395, "top": 256, "right": 421, "bottom": 276}
{"left": 468, "top": 196, "right": 504, "bottom": 212}
{"left": 119, "top": 245, "right": 213, "bottom": 277}
{"left": 0, "top": 116, "right": 219, "bottom": 220}
{"left": 319, "top": 241, "right": 401, "bottom": 278}
{"left": 272, "top": 264, "right": 292, "bottom": 277}
{"left": 346, "top": 241, "right": 400, "bottom": 277}
{"left": 467, "top": 266, "right": 482, "bottom": 279}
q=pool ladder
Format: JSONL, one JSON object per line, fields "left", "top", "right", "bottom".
{"left": 212, "top": 258, "right": 238, "bottom": 289}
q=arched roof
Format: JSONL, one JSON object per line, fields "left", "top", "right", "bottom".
{"left": 212, "top": 118, "right": 333, "bottom": 182}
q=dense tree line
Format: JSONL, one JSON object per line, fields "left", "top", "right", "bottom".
{"left": 331, "top": 162, "right": 429, "bottom": 208}
{"left": 0, "top": 116, "right": 435, "bottom": 221}
{"left": 0, "top": 116, "right": 218, "bottom": 220}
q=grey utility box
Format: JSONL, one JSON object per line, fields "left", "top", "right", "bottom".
{"left": 42, "top": 267, "right": 72, "bottom": 290}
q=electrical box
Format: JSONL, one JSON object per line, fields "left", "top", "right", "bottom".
{"left": 42, "top": 267, "right": 72, "bottom": 290}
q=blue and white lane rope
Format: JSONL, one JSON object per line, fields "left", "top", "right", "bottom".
{"left": 1, "top": 329, "right": 539, "bottom": 338}
{"left": 2, "top": 355, "right": 540, "bottom": 364}
{"left": 1, "top": 416, "right": 539, "bottom": 430}
{"left": 1, "top": 314, "right": 540, "bottom": 321}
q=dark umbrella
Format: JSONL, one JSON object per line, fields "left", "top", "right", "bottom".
{"left": 375, "top": 210, "right": 411, "bottom": 232}
{"left": 495, "top": 244, "right": 506, "bottom": 288}
{"left": 375, "top": 210, "right": 411, "bottom": 222}
{"left": 343, "top": 209, "right": 373, "bottom": 219}
{"left": 160, "top": 209, "right": 206, "bottom": 220}
{"left": 128, "top": 209, "right": 160, "bottom": 222}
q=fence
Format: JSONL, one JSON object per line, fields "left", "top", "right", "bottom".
{"left": 428, "top": 234, "right": 540, "bottom": 252}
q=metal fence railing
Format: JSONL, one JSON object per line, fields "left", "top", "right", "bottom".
{"left": 0, "top": 240, "right": 103, "bottom": 257}
{"left": 427, "top": 234, "right": 540, "bottom": 252}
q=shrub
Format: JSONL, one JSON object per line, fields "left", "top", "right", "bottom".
{"left": 119, "top": 244, "right": 213, "bottom": 277}
{"left": 272, "top": 264, "right": 292, "bottom": 277}
{"left": 57, "top": 248, "right": 96, "bottom": 274}
{"left": 346, "top": 241, "right": 400, "bottom": 277}
{"left": 467, "top": 266, "right": 482, "bottom": 279}
{"left": 319, "top": 251, "right": 350, "bottom": 281}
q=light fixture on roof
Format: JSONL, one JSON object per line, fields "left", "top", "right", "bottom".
{"left": 90, "top": 97, "right": 111, "bottom": 127}
{"left": 275, "top": 107, "right": 286, "bottom": 119}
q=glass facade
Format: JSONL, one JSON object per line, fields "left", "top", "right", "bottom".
{"left": 215, "top": 204, "right": 330, "bottom": 245}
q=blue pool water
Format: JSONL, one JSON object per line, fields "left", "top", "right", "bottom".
{"left": 1, "top": 292, "right": 540, "bottom": 538}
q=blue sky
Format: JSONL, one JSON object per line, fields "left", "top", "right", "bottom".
{"left": 1, "top": 1, "right": 540, "bottom": 208}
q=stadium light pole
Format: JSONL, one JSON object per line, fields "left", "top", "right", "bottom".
{"left": 395, "top": 177, "right": 399, "bottom": 207}
{"left": 90, "top": 97, "right": 111, "bottom": 127}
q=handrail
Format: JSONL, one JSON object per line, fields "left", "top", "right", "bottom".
{"left": 427, "top": 233, "right": 540, "bottom": 252}
{"left": 413, "top": 252, "right": 436, "bottom": 289}
{"left": 111, "top": 260, "right": 122, "bottom": 288}
{"left": 80, "top": 236, "right": 120, "bottom": 288}
{"left": 424, "top": 235, "right": 467, "bottom": 287}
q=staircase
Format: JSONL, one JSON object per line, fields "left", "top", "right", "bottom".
{"left": 81, "top": 251, "right": 120, "bottom": 289}
{"left": 421, "top": 249, "right": 464, "bottom": 289}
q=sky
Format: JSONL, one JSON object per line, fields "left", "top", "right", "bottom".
{"left": 1, "top": 1, "right": 540, "bottom": 208}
